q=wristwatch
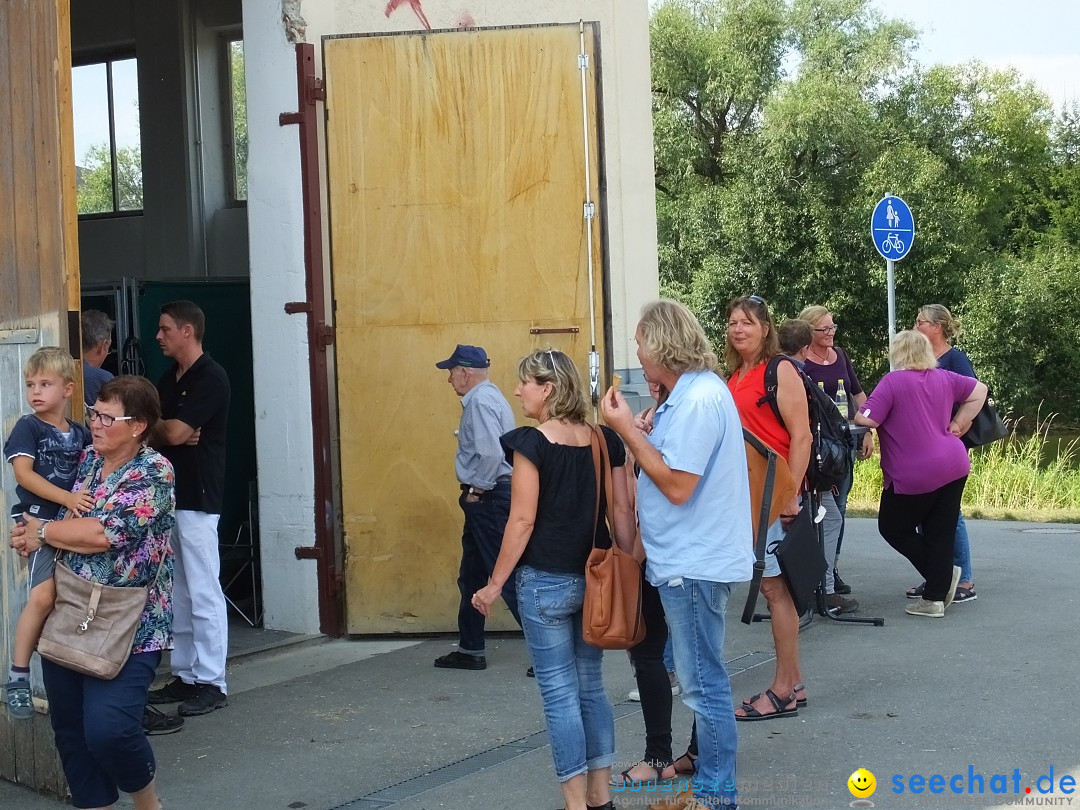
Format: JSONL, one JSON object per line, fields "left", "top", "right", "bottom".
{"left": 467, "top": 487, "right": 485, "bottom": 496}
{"left": 36, "top": 521, "right": 47, "bottom": 545}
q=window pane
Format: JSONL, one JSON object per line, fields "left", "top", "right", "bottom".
{"left": 73, "top": 63, "right": 114, "bottom": 214}
{"left": 111, "top": 58, "right": 143, "bottom": 211}
{"left": 229, "top": 40, "right": 248, "bottom": 201}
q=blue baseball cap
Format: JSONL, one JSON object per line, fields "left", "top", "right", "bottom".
{"left": 435, "top": 344, "right": 490, "bottom": 369}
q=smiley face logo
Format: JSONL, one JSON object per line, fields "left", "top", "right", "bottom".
{"left": 848, "top": 768, "right": 877, "bottom": 798}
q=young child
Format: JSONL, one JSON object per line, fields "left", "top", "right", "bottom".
{"left": 4, "top": 347, "right": 93, "bottom": 719}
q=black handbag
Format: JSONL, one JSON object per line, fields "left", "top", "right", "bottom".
{"left": 961, "top": 396, "right": 1009, "bottom": 449}
{"left": 769, "top": 506, "right": 827, "bottom": 616}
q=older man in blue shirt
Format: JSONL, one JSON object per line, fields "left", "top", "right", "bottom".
{"left": 434, "top": 344, "right": 522, "bottom": 671}
{"left": 602, "top": 301, "right": 753, "bottom": 810}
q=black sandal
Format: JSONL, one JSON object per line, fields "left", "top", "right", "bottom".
{"left": 610, "top": 761, "right": 661, "bottom": 788}
{"left": 660, "top": 750, "right": 697, "bottom": 779}
{"left": 735, "top": 688, "right": 798, "bottom": 721}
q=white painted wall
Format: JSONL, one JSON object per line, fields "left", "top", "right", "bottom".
{"left": 241, "top": 0, "right": 658, "bottom": 633}
{"left": 240, "top": 0, "right": 321, "bottom": 632}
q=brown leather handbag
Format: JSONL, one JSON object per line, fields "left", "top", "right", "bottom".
{"left": 37, "top": 559, "right": 161, "bottom": 680}
{"left": 582, "top": 424, "right": 646, "bottom": 650}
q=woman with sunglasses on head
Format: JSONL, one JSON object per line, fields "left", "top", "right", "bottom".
{"left": 911, "top": 304, "right": 979, "bottom": 604}
{"left": 471, "top": 349, "right": 636, "bottom": 810}
{"left": 726, "top": 295, "right": 811, "bottom": 721}
{"left": 797, "top": 305, "right": 872, "bottom": 611}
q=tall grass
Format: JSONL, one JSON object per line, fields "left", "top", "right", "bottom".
{"left": 848, "top": 414, "right": 1080, "bottom": 522}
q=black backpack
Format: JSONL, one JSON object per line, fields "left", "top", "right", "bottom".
{"left": 757, "top": 355, "right": 853, "bottom": 492}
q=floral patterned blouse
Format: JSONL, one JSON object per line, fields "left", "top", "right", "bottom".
{"left": 59, "top": 445, "right": 176, "bottom": 654}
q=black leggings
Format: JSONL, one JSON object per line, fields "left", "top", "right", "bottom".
{"left": 628, "top": 573, "right": 673, "bottom": 767}
{"left": 877, "top": 476, "right": 967, "bottom": 602}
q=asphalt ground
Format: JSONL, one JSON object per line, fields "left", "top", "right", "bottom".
{"left": 3, "top": 517, "right": 1079, "bottom": 810}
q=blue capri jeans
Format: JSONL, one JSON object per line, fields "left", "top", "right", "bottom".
{"left": 42, "top": 651, "right": 160, "bottom": 809}
{"left": 517, "top": 565, "right": 616, "bottom": 782}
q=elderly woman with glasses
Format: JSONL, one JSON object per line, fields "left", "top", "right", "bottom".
{"left": 796, "top": 305, "right": 872, "bottom": 611}
{"left": 472, "top": 349, "right": 636, "bottom": 810}
{"left": 11, "top": 375, "right": 174, "bottom": 810}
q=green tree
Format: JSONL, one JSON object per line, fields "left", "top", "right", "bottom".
{"left": 76, "top": 143, "right": 143, "bottom": 214}
{"left": 649, "top": 0, "right": 1079, "bottom": 420}
{"left": 230, "top": 40, "right": 248, "bottom": 200}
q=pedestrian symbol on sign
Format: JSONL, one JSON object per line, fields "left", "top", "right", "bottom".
{"left": 871, "top": 195, "right": 914, "bottom": 262}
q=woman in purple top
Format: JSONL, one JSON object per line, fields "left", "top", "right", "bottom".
{"left": 798, "top": 305, "right": 873, "bottom": 611}
{"left": 854, "top": 331, "right": 986, "bottom": 619}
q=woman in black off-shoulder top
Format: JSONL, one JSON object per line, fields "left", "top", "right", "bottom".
{"left": 472, "top": 349, "right": 635, "bottom": 810}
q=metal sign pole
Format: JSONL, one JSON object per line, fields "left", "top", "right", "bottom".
{"left": 887, "top": 257, "right": 896, "bottom": 368}
{"left": 871, "top": 192, "right": 914, "bottom": 371}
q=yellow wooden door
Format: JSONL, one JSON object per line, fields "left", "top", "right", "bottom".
{"left": 325, "top": 24, "right": 606, "bottom": 633}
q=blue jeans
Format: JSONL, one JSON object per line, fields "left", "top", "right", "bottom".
{"left": 42, "top": 651, "right": 160, "bottom": 809}
{"left": 517, "top": 565, "right": 615, "bottom": 782}
{"left": 663, "top": 635, "right": 675, "bottom": 673}
{"left": 457, "top": 481, "right": 520, "bottom": 654}
{"left": 659, "top": 578, "right": 739, "bottom": 807}
{"left": 954, "top": 512, "right": 973, "bottom": 582}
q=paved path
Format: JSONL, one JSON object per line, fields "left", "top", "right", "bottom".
{"left": 3, "top": 518, "right": 1079, "bottom": 809}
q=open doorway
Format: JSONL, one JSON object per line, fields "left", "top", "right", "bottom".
{"left": 70, "top": 0, "right": 260, "bottom": 625}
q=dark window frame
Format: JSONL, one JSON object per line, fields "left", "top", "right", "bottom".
{"left": 72, "top": 50, "right": 143, "bottom": 218}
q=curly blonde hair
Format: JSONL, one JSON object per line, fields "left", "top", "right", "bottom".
{"left": 890, "top": 330, "right": 937, "bottom": 370}
{"left": 517, "top": 349, "right": 588, "bottom": 423}
{"left": 637, "top": 300, "right": 718, "bottom": 375}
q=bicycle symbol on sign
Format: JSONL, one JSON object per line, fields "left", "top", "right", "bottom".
{"left": 880, "top": 233, "right": 905, "bottom": 255}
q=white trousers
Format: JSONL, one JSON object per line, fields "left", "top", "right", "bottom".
{"left": 171, "top": 510, "right": 229, "bottom": 692}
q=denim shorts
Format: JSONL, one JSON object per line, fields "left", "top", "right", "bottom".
{"left": 27, "top": 544, "right": 57, "bottom": 590}
{"left": 761, "top": 519, "right": 784, "bottom": 578}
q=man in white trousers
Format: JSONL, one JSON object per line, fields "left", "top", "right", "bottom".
{"left": 148, "top": 299, "right": 231, "bottom": 719}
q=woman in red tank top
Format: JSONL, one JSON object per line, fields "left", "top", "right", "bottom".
{"left": 726, "top": 295, "right": 813, "bottom": 721}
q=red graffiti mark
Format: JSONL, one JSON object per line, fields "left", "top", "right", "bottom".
{"left": 384, "top": 0, "right": 432, "bottom": 31}
{"left": 456, "top": 12, "right": 476, "bottom": 28}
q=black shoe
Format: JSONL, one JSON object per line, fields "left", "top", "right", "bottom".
{"left": 143, "top": 705, "right": 185, "bottom": 735}
{"left": 177, "top": 684, "right": 228, "bottom": 717}
{"left": 526, "top": 666, "right": 535, "bottom": 678}
{"left": 434, "top": 651, "right": 487, "bottom": 670}
{"left": 833, "top": 569, "right": 852, "bottom": 594}
{"left": 148, "top": 677, "right": 199, "bottom": 705}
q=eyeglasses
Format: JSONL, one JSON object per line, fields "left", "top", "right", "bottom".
{"left": 914, "top": 318, "right": 932, "bottom": 327}
{"left": 86, "top": 407, "right": 136, "bottom": 428}
{"left": 813, "top": 325, "right": 839, "bottom": 334}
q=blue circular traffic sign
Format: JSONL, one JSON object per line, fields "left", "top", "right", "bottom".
{"left": 871, "top": 195, "right": 915, "bottom": 261}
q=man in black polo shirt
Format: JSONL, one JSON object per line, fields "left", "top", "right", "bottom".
{"left": 147, "top": 300, "right": 232, "bottom": 719}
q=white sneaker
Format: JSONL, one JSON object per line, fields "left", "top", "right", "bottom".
{"left": 943, "top": 565, "right": 962, "bottom": 608}
{"left": 905, "top": 598, "right": 945, "bottom": 618}
{"left": 669, "top": 671, "right": 682, "bottom": 697}
{"left": 628, "top": 687, "right": 642, "bottom": 702}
